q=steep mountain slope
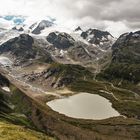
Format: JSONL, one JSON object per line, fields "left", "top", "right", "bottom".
{"left": 99, "top": 31, "right": 140, "bottom": 84}
{"left": 47, "top": 32, "right": 75, "bottom": 49}
{"left": 0, "top": 34, "right": 53, "bottom": 65}
{"left": 0, "top": 74, "right": 55, "bottom": 140}
{"left": 74, "top": 27, "right": 115, "bottom": 50}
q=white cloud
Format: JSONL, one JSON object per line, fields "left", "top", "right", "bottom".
{"left": 104, "top": 21, "right": 130, "bottom": 37}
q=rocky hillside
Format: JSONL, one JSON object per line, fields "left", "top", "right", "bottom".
{"left": 99, "top": 31, "right": 140, "bottom": 83}
{"left": 0, "top": 34, "right": 53, "bottom": 65}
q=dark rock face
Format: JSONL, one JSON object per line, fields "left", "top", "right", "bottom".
{"left": 81, "top": 29, "right": 113, "bottom": 45}
{"left": 112, "top": 31, "right": 140, "bottom": 63}
{"left": 12, "top": 26, "right": 24, "bottom": 32}
{"left": 29, "top": 22, "right": 37, "bottom": 30}
{"left": 0, "top": 34, "right": 53, "bottom": 64}
{"left": 0, "top": 34, "right": 34, "bottom": 53}
{"left": 32, "top": 20, "right": 54, "bottom": 34}
{"left": 17, "top": 34, "right": 34, "bottom": 46}
{"left": 75, "top": 26, "right": 82, "bottom": 32}
{"left": 47, "top": 32, "right": 75, "bottom": 49}
{"left": 101, "top": 31, "right": 140, "bottom": 83}
{"left": 81, "top": 32, "right": 88, "bottom": 39}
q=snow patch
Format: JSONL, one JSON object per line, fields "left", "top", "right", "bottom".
{"left": 2, "top": 87, "right": 10, "bottom": 92}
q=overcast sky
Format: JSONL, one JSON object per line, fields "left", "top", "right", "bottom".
{"left": 0, "top": 0, "right": 139, "bottom": 37}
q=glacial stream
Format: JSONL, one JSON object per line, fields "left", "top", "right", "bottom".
{"left": 47, "top": 93, "right": 120, "bottom": 120}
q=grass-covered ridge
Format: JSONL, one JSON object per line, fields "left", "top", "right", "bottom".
{"left": 26, "top": 62, "right": 95, "bottom": 88}
{"left": 99, "top": 63, "right": 140, "bottom": 84}
{"left": 0, "top": 121, "right": 54, "bottom": 140}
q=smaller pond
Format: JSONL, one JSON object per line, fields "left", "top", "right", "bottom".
{"left": 47, "top": 93, "right": 120, "bottom": 120}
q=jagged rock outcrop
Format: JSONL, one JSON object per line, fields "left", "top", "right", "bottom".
{"left": 75, "top": 26, "right": 83, "bottom": 32}
{"left": 47, "top": 32, "right": 75, "bottom": 49}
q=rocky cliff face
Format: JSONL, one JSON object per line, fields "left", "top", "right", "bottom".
{"left": 112, "top": 31, "right": 140, "bottom": 63}
{"left": 100, "top": 31, "right": 140, "bottom": 83}
{"left": 0, "top": 34, "right": 53, "bottom": 65}
{"left": 47, "top": 32, "right": 75, "bottom": 49}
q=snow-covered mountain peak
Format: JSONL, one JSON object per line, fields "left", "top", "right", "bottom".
{"left": 30, "top": 20, "right": 55, "bottom": 35}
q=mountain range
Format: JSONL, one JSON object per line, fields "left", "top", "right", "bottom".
{"left": 0, "top": 15, "right": 140, "bottom": 140}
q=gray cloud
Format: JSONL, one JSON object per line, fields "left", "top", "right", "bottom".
{"left": 51, "top": 0, "right": 140, "bottom": 36}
